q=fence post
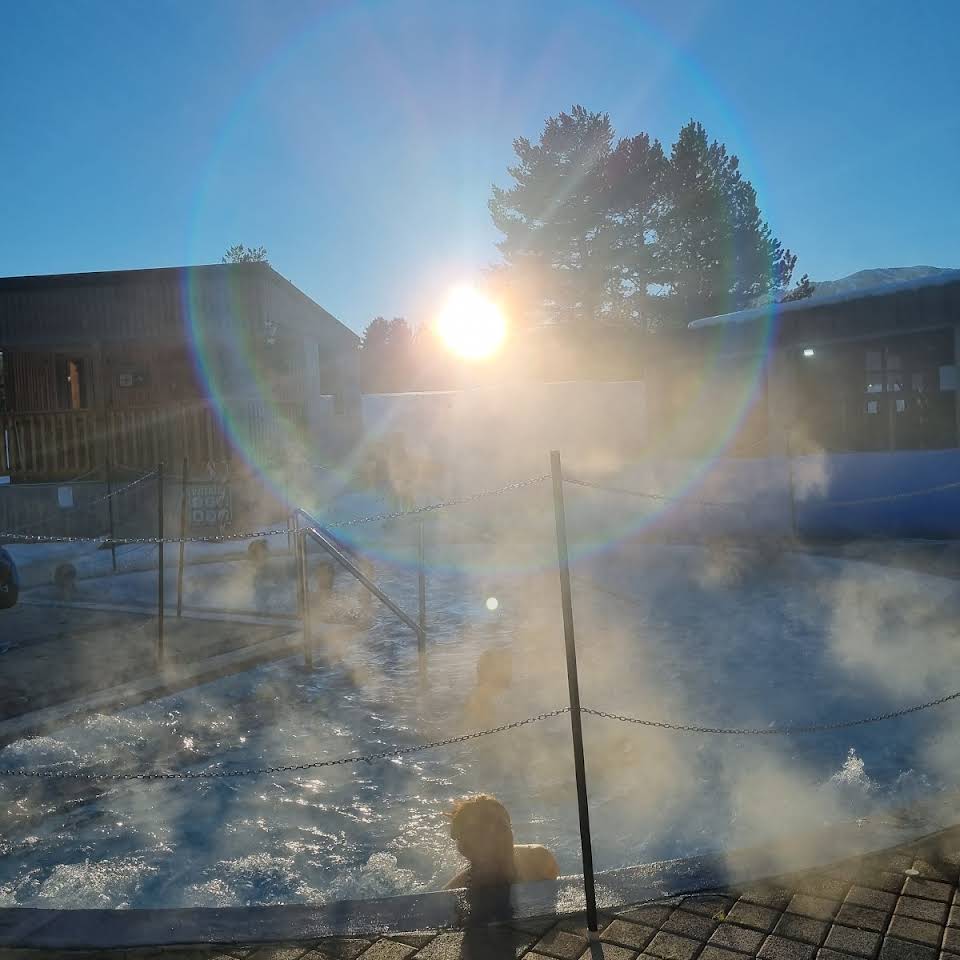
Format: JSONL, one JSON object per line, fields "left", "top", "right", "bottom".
{"left": 417, "top": 519, "right": 427, "bottom": 678}
{"left": 157, "top": 461, "right": 165, "bottom": 663}
{"left": 550, "top": 449, "right": 598, "bottom": 934}
{"left": 176, "top": 457, "right": 188, "bottom": 617}
{"left": 105, "top": 460, "right": 117, "bottom": 574}
{"left": 298, "top": 528, "right": 314, "bottom": 670}
{"left": 785, "top": 428, "right": 799, "bottom": 540}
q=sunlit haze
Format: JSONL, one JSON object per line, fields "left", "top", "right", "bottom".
{"left": 435, "top": 286, "right": 507, "bottom": 360}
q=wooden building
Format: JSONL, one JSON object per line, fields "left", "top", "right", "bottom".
{"left": 0, "top": 263, "right": 360, "bottom": 480}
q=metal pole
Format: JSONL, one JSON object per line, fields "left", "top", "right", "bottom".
{"left": 550, "top": 449, "right": 598, "bottom": 933}
{"left": 176, "top": 457, "right": 188, "bottom": 617}
{"left": 785, "top": 428, "right": 799, "bottom": 541}
{"left": 105, "top": 460, "right": 117, "bottom": 574}
{"left": 417, "top": 519, "right": 427, "bottom": 676}
{"left": 299, "top": 529, "right": 314, "bottom": 670}
{"left": 157, "top": 461, "right": 165, "bottom": 663}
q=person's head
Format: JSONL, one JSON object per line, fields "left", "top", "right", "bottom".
{"left": 449, "top": 794, "right": 514, "bottom": 869}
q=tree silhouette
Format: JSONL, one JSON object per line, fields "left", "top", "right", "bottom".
{"left": 222, "top": 243, "right": 268, "bottom": 264}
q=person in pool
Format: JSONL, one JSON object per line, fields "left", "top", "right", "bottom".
{"left": 444, "top": 794, "right": 559, "bottom": 889}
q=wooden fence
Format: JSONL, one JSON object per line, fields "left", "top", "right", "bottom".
{"left": 0, "top": 400, "right": 306, "bottom": 481}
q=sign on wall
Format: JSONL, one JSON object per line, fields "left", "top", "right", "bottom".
{"left": 189, "top": 483, "right": 231, "bottom": 527}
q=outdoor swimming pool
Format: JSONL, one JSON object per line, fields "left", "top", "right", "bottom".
{"left": 2, "top": 542, "right": 958, "bottom": 908}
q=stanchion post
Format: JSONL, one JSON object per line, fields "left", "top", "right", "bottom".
{"left": 176, "top": 457, "right": 188, "bottom": 617}
{"left": 550, "top": 449, "right": 598, "bottom": 933}
{"left": 299, "top": 528, "right": 314, "bottom": 670}
{"left": 785, "top": 427, "right": 798, "bottom": 541}
{"left": 417, "top": 519, "right": 427, "bottom": 678}
{"left": 105, "top": 460, "right": 117, "bottom": 574}
{"left": 157, "top": 461, "right": 165, "bottom": 663}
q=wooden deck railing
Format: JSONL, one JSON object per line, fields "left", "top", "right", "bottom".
{"left": 0, "top": 400, "right": 307, "bottom": 480}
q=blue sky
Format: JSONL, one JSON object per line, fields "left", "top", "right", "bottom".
{"left": 2, "top": 0, "right": 958, "bottom": 333}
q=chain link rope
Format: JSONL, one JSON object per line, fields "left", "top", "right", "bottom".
{"left": 580, "top": 687, "right": 960, "bottom": 735}
{"left": 0, "top": 474, "right": 549, "bottom": 545}
{"left": 564, "top": 475, "right": 741, "bottom": 509}
{"left": 0, "top": 709, "right": 570, "bottom": 781}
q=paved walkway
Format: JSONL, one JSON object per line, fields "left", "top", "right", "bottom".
{"left": 8, "top": 827, "right": 960, "bottom": 960}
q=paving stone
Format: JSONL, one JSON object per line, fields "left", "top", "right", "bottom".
{"left": 825, "top": 860, "right": 870, "bottom": 884}
{"left": 559, "top": 915, "right": 617, "bottom": 937}
{"left": 950, "top": 906, "right": 960, "bottom": 930}
{"left": 357, "top": 942, "right": 415, "bottom": 960}
{"left": 739, "top": 887, "right": 794, "bottom": 911}
{"left": 725, "top": 901, "right": 782, "bottom": 932}
{"left": 912, "top": 861, "right": 956, "bottom": 884}
{"left": 823, "top": 924, "right": 882, "bottom": 958}
{"left": 847, "top": 887, "right": 898, "bottom": 913}
{"left": 579, "top": 944, "right": 635, "bottom": 960}
{"left": 796, "top": 877, "right": 852, "bottom": 902}
{"left": 941, "top": 928, "right": 960, "bottom": 954}
{"left": 678, "top": 896, "right": 736, "bottom": 920}
{"left": 308, "top": 941, "right": 374, "bottom": 960}
{"left": 536, "top": 928, "right": 591, "bottom": 959}
{"left": 774, "top": 913, "right": 830, "bottom": 945}
{"left": 757, "top": 935, "right": 817, "bottom": 960}
{"left": 887, "top": 917, "right": 945, "bottom": 948}
{"left": 860, "top": 873, "right": 907, "bottom": 895}
{"left": 905, "top": 880, "right": 954, "bottom": 904}
{"left": 879, "top": 938, "right": 939, "bottom": 960}
{"left": 599, "top": 921, "right": 656, "bottom": 953}
{"left": 836, "top": 903, "right": 890, "bottom": 932}
{"left": 699, "top": 948, "right": 745, "bottom": 960}
{"left": 662, "top": 909, "right": 718, "bottom": 941}
{"left": 618, "top": 905, "right": 676, "bottom": 928}
{"left": 873, "top": 854, "right": 917, "bottom": 874}
{"left": 391, "top": 936, "right": 437, "bottom": 950}
{"left": 126, "top": 952, "right": 230, "bottom": 960}
{"left": 897, "top": 898, "right": 949, "bottom": 925}
{"left": 708, "top": 923, "right": 766, "bottom": 953}
{"left": 416, "top": 931, "right": 536, "bottom": 960}
{"left": 788, "top": 896, "right": 841, "bottom": 923}
{"left": 644, "top": 931, "right": 703, "bottom": 960}
{"left": 248, "top": 947, "right": 316, "bottom": 960}
{"left": 817, "top": 949, "right": 863, "bottom": 960}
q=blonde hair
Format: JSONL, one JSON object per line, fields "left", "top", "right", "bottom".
{"left": 448, "top": 794, "right": 512, "bottom": 841}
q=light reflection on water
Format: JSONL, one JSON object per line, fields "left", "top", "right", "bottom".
{"left": 0, "top": 544, "right": 955, "bottom": 908}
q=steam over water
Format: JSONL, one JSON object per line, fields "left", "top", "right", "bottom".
{"left": 1, "top": 543, "right": 957, "bottom": 909}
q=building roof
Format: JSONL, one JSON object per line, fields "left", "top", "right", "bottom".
{"left": 688, "top": 268, "right": 960, "bottom": 331}
{"left": 0, "top": 262, "right": 358, "bottom": 345}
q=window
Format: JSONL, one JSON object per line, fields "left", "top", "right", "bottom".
{"left": 56, "top": 356, "right": 88, "bottom": 410}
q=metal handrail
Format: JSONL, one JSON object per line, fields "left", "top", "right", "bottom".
{"left": 294, "top": 508, "right": 425, "bottom": 643}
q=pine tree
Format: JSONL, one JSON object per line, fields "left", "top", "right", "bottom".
{"left": 780, "top": 273, "right": 816, "bottom": 302}
{"left": 655, "top": 121, "right": 795, "bottom": 325}
{"left": 222, "top": 243, "right": 268, "bottom": 264}
{"left": 489, "top": 106, "right": 619, "bottom": 325}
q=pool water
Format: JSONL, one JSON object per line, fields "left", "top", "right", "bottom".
{"left": 1, "top": 542, "right": 958, "bottom": 908}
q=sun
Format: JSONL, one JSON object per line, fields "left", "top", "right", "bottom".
{"left": 435, "top": 286, "right": 507, "bottom": 360}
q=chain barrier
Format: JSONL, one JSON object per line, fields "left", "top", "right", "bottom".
{"left": 580, "top": 687, "right": 960, "bottom": 735}
{"left": 820, "top": 478, "right": 960, "bottom": 507}
{"left": 0, "top": 474, "right": 549, "bottom": 545}
{"left": 0, "top": 709, "right": 570, "bottom": 781}
{"left": 567, "top": 472, "right": 960, "bottom": 510}
{"left": 564, "top": 475, "right": 741, "bottom": 509}
{"left": 1, "top": 470, "right": 157, "bottom": 540}
{"left": 5, "top": 686, "right": 960, "bottom": 781}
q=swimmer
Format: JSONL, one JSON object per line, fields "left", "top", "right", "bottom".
{"left": 463, "top": 648, "right": 512, "bottom": 725}
{"left": 444, "top": 794, "right": 559, "bottom": 889}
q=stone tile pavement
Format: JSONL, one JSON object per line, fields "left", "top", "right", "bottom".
{"left": 7, "top": 831, "right": 960, "bottom": 960}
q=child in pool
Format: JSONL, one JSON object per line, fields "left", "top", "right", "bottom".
{"left": 444, "top": 794, "right": 559, "bottom": 889}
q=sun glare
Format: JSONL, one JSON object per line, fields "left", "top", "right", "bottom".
{"left": 435, "top": 286, "right": 506, "bottom": 360}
